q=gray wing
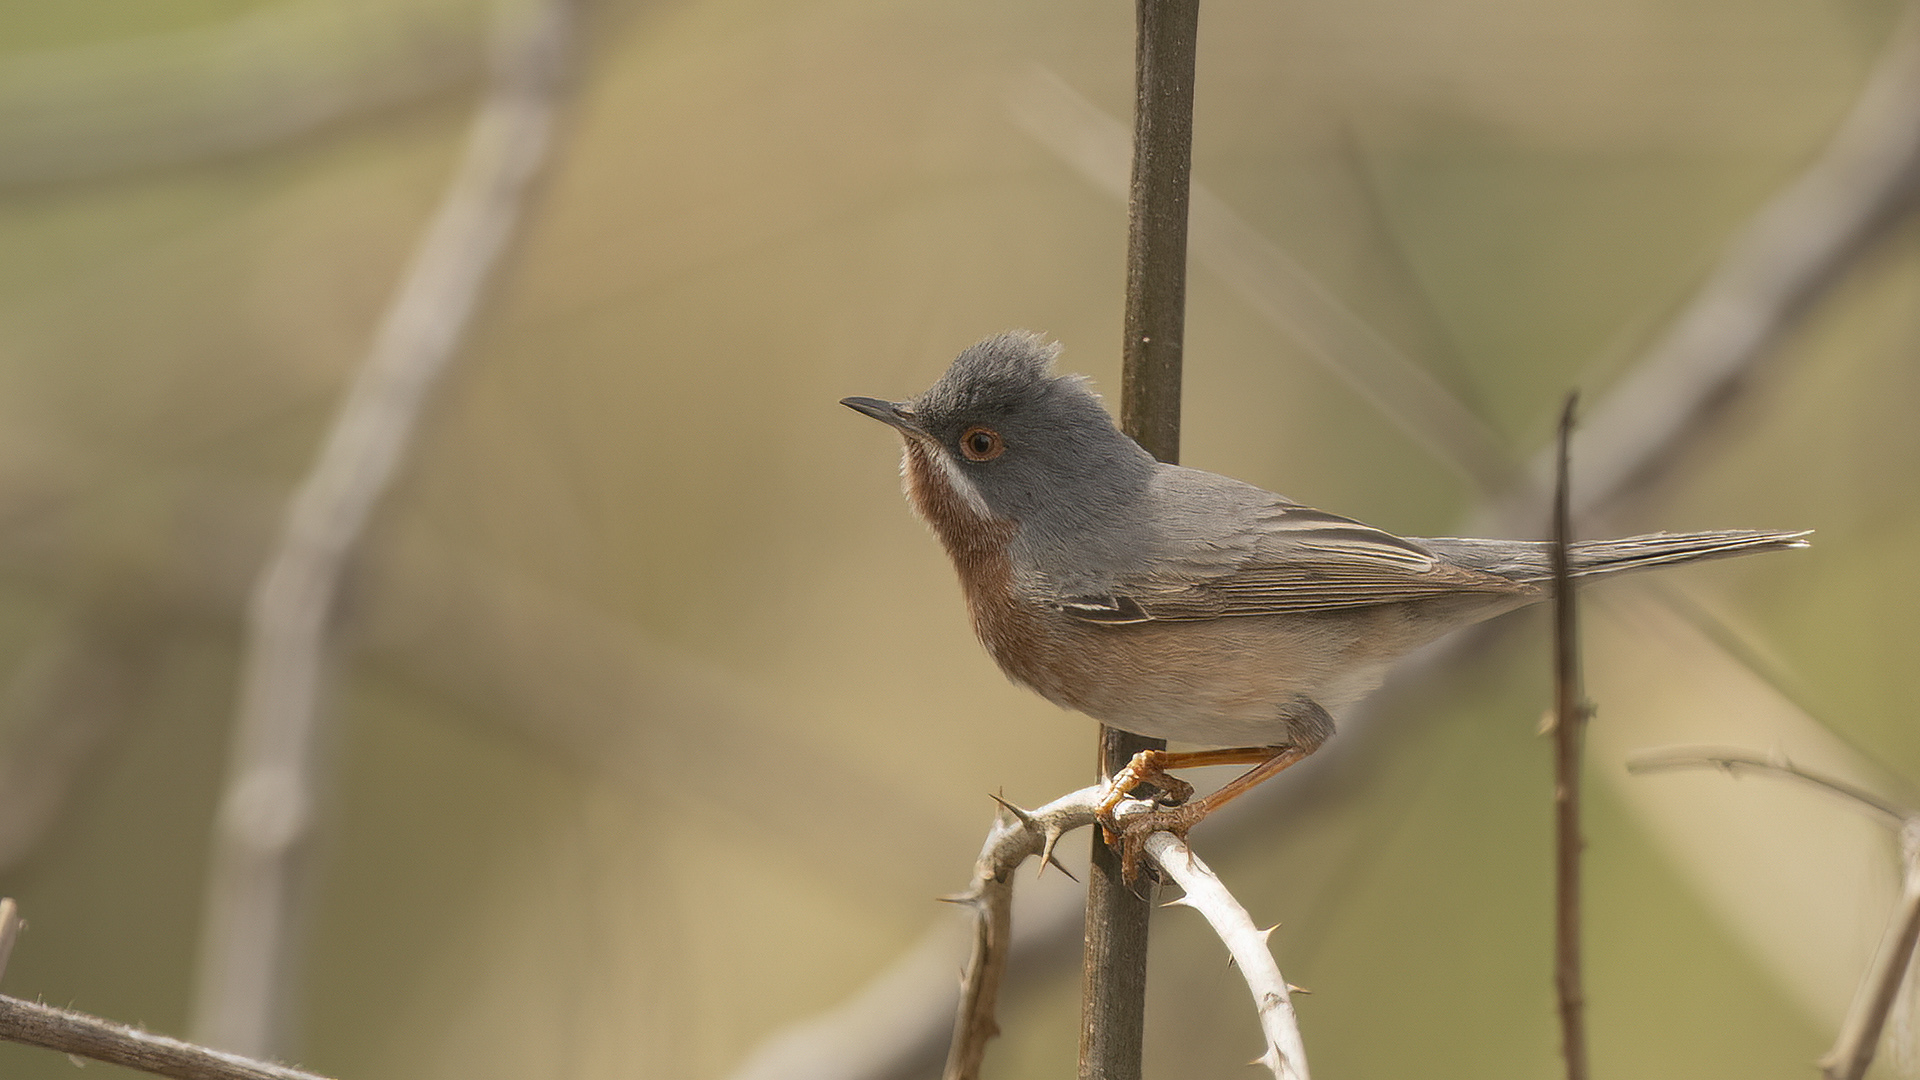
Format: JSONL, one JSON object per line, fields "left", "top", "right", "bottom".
{"left": 1058, "top": 466, "right": 1534, "bottom": 624}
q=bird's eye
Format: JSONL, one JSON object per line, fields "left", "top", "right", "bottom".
{"left": 959, "top": 426, "right": 1004, "bottom": 462}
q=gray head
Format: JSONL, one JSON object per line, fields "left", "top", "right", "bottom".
{"left": 842, "top": 332, "right": 1157, "bottom": 533}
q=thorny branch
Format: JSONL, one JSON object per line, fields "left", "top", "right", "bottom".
{"left": 191, "top": 0, "right": 572, "bottom": 1057}
{"left": 943, "top": 786, "right": 1103, "bottom": 1080}
{"left": 941, "top": 792, "right": 1309, "bottom": 1080}
{"left": 1146, "top": 832, "right": 1310, "bottom": 1080}
{"left": 1627, "top": 748, "right": 1920, "bottom": 1080}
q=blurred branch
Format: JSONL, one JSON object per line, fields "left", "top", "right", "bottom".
{"left": 190, "top": 0, "right": 571, "bottom": 1056}
{"left": 1626, "top": 749, "right": 1920, "bottom": 1080}
{"left": 1556, "top": 1, "right": 1920, "bottom": 520}
{"left": 1146, "top": 832, "right": 1309, "bottom": 1080}
{"left": 727, "top": 8, "right": 1920, "bottom": 1078}
{"left": 0, "top": 899, "right": 18, "bottom": 983}
{"left": 0, "top": 993, "right": 335, "bottom": 1080}
{"left": 1548, "top": 397, "right": 1590, "bottom": 1080}
{"left": 0, "top": 0, "right": 489, "bottom": 185}
{"left": 1823, "top": 825, "right": 1920, "bottom": 1080}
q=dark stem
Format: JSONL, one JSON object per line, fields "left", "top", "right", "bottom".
{"left": 1550, "top": 394, "right": 1590, "bottom": 1080}
{"left": 1082, "top": 2, "right": 1198, "bottom": 1078}
{"left": 1081, "top": 728, "right": 1163, "bottom": 1080}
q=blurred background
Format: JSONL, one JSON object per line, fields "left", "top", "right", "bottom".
{"left": 0, "top": 0, "right": 1914, "bottom": 1077}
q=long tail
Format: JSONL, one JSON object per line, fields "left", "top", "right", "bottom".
{"left": 1564, "top": 529, "right": 1811, "bottom": 578}
{"left": 1419, "top": 529, "right": 1811, "bottom": 582}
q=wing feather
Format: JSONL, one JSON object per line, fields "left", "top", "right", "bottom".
{"left": 1053, "top": 472, "right": 1533, "bottom": 624}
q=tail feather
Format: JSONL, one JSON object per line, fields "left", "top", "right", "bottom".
{"left": 1416, "top": 529, "right": 1810, "bottom": 582}
{"left": 1566, "top": 529, "right": 1811, "bottom": 578}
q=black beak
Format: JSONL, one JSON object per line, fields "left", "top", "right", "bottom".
{"left": 840, "top": 396, "right": 925, "bottom": 435}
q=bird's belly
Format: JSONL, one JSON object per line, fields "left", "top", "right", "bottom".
{"left": 983, "top": 603, "right": 1459, "bottom": 746}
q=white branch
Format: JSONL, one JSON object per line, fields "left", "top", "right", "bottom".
{"left": 1146, "top": 832, "right": 1310, "bottom": 1080}
{"left": 942, "top": 786, "right": 1104, "bottom": 1080}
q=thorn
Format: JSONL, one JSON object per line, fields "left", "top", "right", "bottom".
{"left": 1286, "top": 982, "right": 1311, "bottom": 994}
{"left": 988, "top": 792, "right": 1036, "bottom": 828}
{"left": 1249, "top": 1045, "right": 1285, "bottom": 1074}
{"left": 1037, "top": 825, "right": 1078, "bottom": 881}
{"left": 936, "top": 890, "right": 982, "bottom": 908}
{"left": 1039, "top": 825, "right": 1065, "bottom": 865}
{"left": 1536, "top": 709, "right": 1556, "bottom": 736}
{"left": 1258, "top": 923, "right": 1279, "bottom": 944}
{"left": 1160, "top": 893, "right": 1194, "bottom": 909}
{"left": 1042, "top": 851, "right": 1079, "bottom": 883}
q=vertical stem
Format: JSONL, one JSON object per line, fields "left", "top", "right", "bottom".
{"left": 1550, "top": 395, "right": 1590, "bottom": 1080}
{"left": 1080, "top": 3, "right": 1198, "bottom": 1079}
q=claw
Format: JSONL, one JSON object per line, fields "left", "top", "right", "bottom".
{"left": 1112, "top": 802, "right": 1206, "bottom": 883}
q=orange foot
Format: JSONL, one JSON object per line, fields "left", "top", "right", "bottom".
{"left": 1095, "top": 743, "right": 1315, "bottom": 882}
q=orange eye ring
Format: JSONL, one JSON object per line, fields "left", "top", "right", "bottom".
{"left": 959, "top": 426, "right": 1004, "bottom": 462}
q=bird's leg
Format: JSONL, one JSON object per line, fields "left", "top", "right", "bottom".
{"left": 1097, "top": 745, "right": 1292, "bottom": 841}
{"left": 1102, "top": 744, "right": 1315, "bottom": 882}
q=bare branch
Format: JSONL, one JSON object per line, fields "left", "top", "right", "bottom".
{"left": 1145, "top": 832, "right": 1309, "bottom": 1080}
{"left": 1086, "top": 4, "right": 1201, "bottom": 1078}
{"left": 0, "top": 994, "right": 333, "bottom": 1080}
{"left": 1822, "top": 824, "right": 1920, "bottom": 1080}
{"left": 190, "top": 0, "right": 572, "bottom": 1056}
{"left": 1625, "top": 747, "right": 1909, "bottom": 831}
{"left": 1549, "top": 397, "right": 1590, "bottom": 1080}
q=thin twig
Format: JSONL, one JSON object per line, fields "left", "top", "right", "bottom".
{"left": 1549, "top": 396, "right": 1590, "bottom": 1080}
{"left": 0, "top": 994, "right": 334, "bottom": 1080}
{"left": 1822, "top": 824, "right": 1920, "bottom": 1080}
{"left": 1145, "top": 833, "right": 1309, "bottom": 1080}
{"left": 1087, "top": 2, "right": 1199, "bottom": 1078}
{"left": 1625, "top": 747, "right": 1909, "bottom": 830}
{"left": 190, "top": 0, "right": 571, "bottom": 1056}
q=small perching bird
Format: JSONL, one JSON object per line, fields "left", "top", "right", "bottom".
{"left": 844, "top": 332, "right": 1808, "bottom": 868}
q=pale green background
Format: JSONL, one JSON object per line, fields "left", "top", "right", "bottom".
{"left": 0, "top": 1, "right": 1912, "bottom": 1077}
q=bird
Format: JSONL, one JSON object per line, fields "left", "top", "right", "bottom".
{"left": 843, "top": 331, "right": 1807, "bottom": 871}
